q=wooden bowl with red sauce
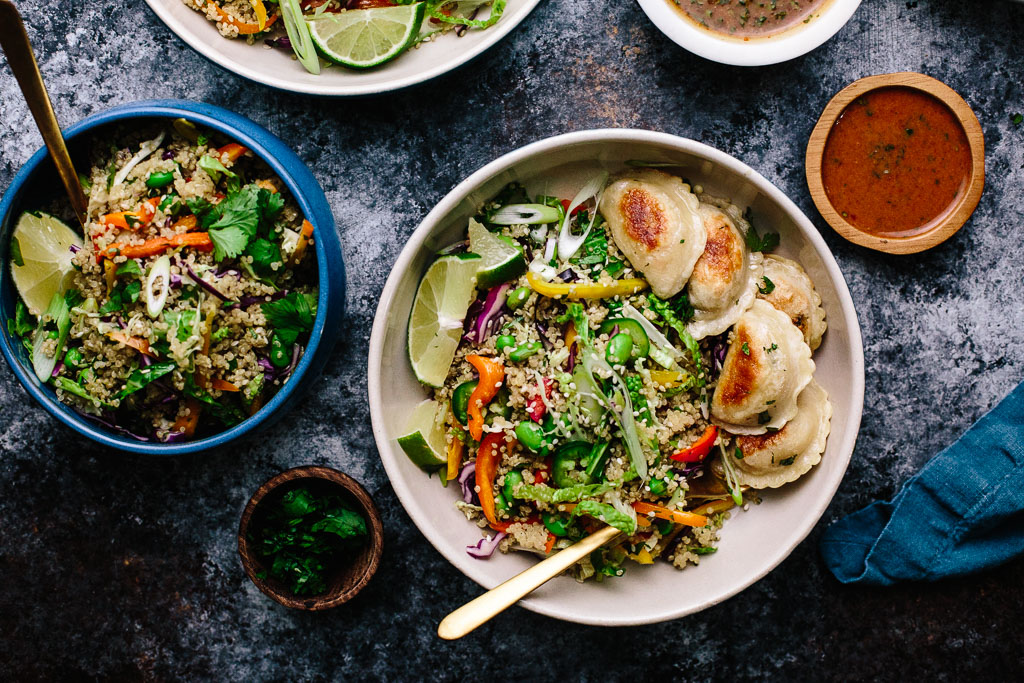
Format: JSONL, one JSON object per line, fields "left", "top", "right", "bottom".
{"left": 806, "top": 73, "right": 985, "bottom": 254}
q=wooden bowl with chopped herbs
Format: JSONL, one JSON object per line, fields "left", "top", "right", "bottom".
{"left": 238, "top": 466, "right": 383, "bottom": 610}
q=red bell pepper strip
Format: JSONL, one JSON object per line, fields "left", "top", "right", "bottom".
{"left": 669, "top": 425, "right": 719, "bottom": 463}
{"left": 465, "top": 354, "right": 504, "bottom": 441}
{"left": 526, "top": 377, "right": 553, "bottom": 423}
{"left": 559, "top": 198, "right": 586, "bottom": 216}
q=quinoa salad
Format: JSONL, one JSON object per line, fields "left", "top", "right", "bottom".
{"left": 183, "top": 0, "right": 507, "bottom": 73}
{"left": 399, "top": 169, "right": 831, "bottom": 581}
{"left": 7, "top": 121, "right": 318, "bottom": 443}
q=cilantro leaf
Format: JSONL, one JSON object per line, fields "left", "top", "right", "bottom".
{"left": 310, "top": 508, "right": 368, "bottom": 539}
{"left": 261, "top": 292, "right": 314, "bottom": 345}
{"left": 119, "top": 361, "right": 176, "bottom": 399}
{"left": 244, "top": 238, "right": 282, "bottom": 276}
{"left": 257, "top": 188, "right": 285, "bottom": 235}
{"left": 555, "top": 302, "right": 591, "bottom": 347}
{"left": 758, "top": 276, "right": 775, "bottom": 295}
{"left": 10, "top": 236, "right": 24, "bottom": 267}
{"left": 743, "top": 209, "right": 780, "bottom": 253}
{"left": 116, "top": 259, "right": 143, "bottom": 278}
{"left": 209, "top": 226, "right": 250, "bottom": 261}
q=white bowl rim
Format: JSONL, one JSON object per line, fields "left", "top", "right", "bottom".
{"left": 635, "top": 0, "right": 862, "bottom": 66}
{"left": 144, "top": 0, "right": 542, "bottom": 97}
{"left": 368, "top": 129, "right": 865, "bottom": 625}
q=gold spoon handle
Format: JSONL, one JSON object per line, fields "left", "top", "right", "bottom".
{"left": 437, "top": 525, "right": 621, "bottom": 640}
{"left": 0, "top": 0, "right": 88, "bottom": 226}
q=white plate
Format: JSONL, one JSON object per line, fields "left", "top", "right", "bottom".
{"left": 144, "top": 0, "right": 541, "bottom": 96}
{"left": 636, "top": 0, "right": 861, "bottom": 66}
{"left": 368, "top": 130, "right": 864, "bottom": 626}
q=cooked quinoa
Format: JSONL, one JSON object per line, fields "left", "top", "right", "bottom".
{"left": 9, "top": 121, "right": 318, "bottom": 442}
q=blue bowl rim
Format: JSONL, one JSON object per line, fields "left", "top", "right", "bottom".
{"left": 0, "top": 99, "right": 341, "bottom": 455}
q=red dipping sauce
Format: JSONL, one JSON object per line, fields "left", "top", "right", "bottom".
{"left": 821, "top": 86, "right": 972, "bottom": 238}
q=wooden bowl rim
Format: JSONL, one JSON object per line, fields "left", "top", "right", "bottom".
{"left": 237, "top": 465, "right": 384, "bottom": 611}
{"left": 805, "top": 72, "right": 985, "bottom": 255}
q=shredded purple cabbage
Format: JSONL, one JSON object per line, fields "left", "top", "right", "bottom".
{"left": 51, "top": 361, "right": 64, "bottom": 378}
{"left": 462, "top": 297, "right": 485, "bottom": 340}
{"left": 236, "top": 290, "right": 287, "bottom": 309}
{"left": 161, "top": 150, "right": 175, "bottom": 160}
{"left": 282, "top": 343, "right": 302, "bottom": 379}
{"left": 264, "top": 36, "right": 291, "bottom": 49}
{"left": 74, "top": 409, "right": 151, "bottom": 442}
{"left": 185, "top": 262, "right": 233, "bottom": 302}
{"left": 673, "top": 464, "right": 704, "bottom": 479}
{"left": 557, "top": 268, "right": 577, "bottom": 282}
{"left": 160, "top": 430, "right": 187, "bottom": 443}
{"left": 69, "top": 244, "right": 80, "bottom": 254}
{"left": 458, "top": 461, "right": 477, "bottom": 503}
{"left": 466, "top": 531, "right": 507, "bottom": 559}
{"left": 710, "top": 335, "right": 729, "bottom": 375}
{"left": 567, "top": 341, "right": 578, "bottom": 372}
{"left": 535, "top": 322, "right": 553, "bottom": 350}
{"left": 473, "top": 284, "right": 509, "bottom": 344}
{"left": 170, "top": 273, "right": 182, "bottom": 287}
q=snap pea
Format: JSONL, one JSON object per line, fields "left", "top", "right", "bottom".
{"left": 451, "top": 379, "right": 479, "bottom": 426}
{"left": 509, "top": 341, "right": 543, "bottom": 362}
{"left": 506, "top": 286, "right": 531, "bottom": 311}
{"left": 145, "top": 171, "right": 175, "bottom": 189}
{"left": 503, "top": 469, "right": 524, "bottom": 501}
{"left": 552, "top": 441, "right": 594, "bottom": 488}
{"left": 495, "top": 491, "right": 509, "bottom": 513}
{"left": 648, "top": 477, "right": 669, "bottom": 496}
{"left": 655, "top": 519, "right": 674, "bottom": 535}
{"left": 542, "top": 512, "right": 570, "bottom": 537}
{"left": 269, "top": 332, "right": 290, "bottom": 368}
{"left": 495, "top": 334, "right": 516, "bottom": 353}
{"left": 605, "top": 332, "right": 634, "bottom": 366}
{"left": 583, "top": 441, "right": 612, "bottom": 482}
{"left": 515, "top": 420, "right": 546, "bottom": 453}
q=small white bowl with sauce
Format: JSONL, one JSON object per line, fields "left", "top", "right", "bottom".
{"left": 636, "top": 0, "right": 861, "bottom": 66}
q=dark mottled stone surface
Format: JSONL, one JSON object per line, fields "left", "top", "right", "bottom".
{"left": 2, "top": 0, "right": 1023, "bottom": 679}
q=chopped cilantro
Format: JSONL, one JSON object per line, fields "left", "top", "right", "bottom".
{"left": 743, "top": 209, "right": 780, "bottom": 252}
{"left": 779, "top": 456, "right": 797, "bottom": 466}
{"left": 119, "top": 361, "right": 176, "bottom": 399}
{"left": 8, "top": 300, "right": 34, "bottom": 339}
{"left": 741, "top": 341, "right": 750, "bottom": 355}
{"left": 734, "top": 446, "right": 744, "bottom": 460}
{"left": 116, "top": 259, "right": 143, "bottom": 278}
{"left": 758, "top": 276, "right": 775, "bottom": 295}
{"left": 244, "top": 238, "right": 282, "bottom": 277}
{"left": 261, "top": 292, "right": 315, "bottom": 345}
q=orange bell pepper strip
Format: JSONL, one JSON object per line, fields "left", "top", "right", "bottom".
{"left": 171, "top": 397, "right": 202, "bottom": 439}
{"left": 199, "top": 0, "right": 278, "bottom": 34}
{"left": 544, "top": 533, "right": 556, "bottom": 554}
{"left": 211, "top": 378, "right": 240, "bottom": 392}
{"left": 170, "top": 232, "right": 214, "bottom": 251}
{"left": 289, "top": 219, "right": 315, "bottom": 266}
{"left": 475, "top": 432, "right": 506, "bottom": 527}
{"left": 465, "top": 354, "right": 505, "bottom": 441}
{"left": 108, "top": 331, "right": 156, "bottom": 357}
{"left": 217, "top": 142, "right": 248, "bottom": 163}
{"left": 101, "top": 197, "right": 161, "bottom": 231}
{"left": 172, "top": 214, "right": 198, "bottom": 232}
{"left": 632, "top": 501, "right": 708, "bottom": 528}
{"left": 101, "top": 232, "right": 213, "bottom": 261}
{"left": 670, "top": 425, "right": 719, "bottom": 463}
{"left": 445, "top": 432, "right": 464, "bottom": 483}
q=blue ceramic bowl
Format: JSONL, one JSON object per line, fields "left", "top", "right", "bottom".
{"left": 0, "top": 100, "right": 345, "bottom": 455}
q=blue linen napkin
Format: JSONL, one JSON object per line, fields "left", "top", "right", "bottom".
{"left": 820, "top": 379, "right": 1024, "bottom": 585}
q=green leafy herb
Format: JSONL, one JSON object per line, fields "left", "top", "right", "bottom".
{"left": 779, "top": 456, "right": 797, "bottom": 467}
{"left": 119, "top": 361, "right": 176, "bottom": 399}
{"left": 261, "top": 292, "right": 315, "bottom": 345}
{"left": 758, "top": 276, "right": 775, "bottom": 295}
{"left": 743, "top": 215, "right": 780, "bottom": 253}
{"left": 51, "top": 376, "right": 109, "bottom": 408}
{"left": 8, "top": 300, "right": 34, "bottom": 339}
{"left": 555, "top": 302, "right": 591, "bottom": 347}
{"left": 116, "top": 259, "right": 143, "bottom": 278}
{"left": 244, "top": 238, "right": 282, "bottom": 276}
{"left": 742, "top": 342, "right": 750, "bottom": 355}
{"left": 183, "top": 375, "right": 246, "bottom": 427}
{"left": 252, "top": 487, "right": 368, "bottom": 596}
{"left": 646, "top": 294, "right": 702, "bottom": 381}
{"left": 734, "top": 446, "right": 744, "bottom": 460}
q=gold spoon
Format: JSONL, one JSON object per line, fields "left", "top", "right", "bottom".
{"left": 0, "top": 0, "right": 88, "bottom": 226}
{"left": 437, "top": 525, "right": 621, "bottom": 640}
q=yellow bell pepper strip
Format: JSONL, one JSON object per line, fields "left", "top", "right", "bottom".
{"left": 103, "top": 259, "right": 117, "bottom": 296}
{"left": 632, "top": 501, "right": 708, "bottom": 528}
{"left": 526, "top": 271, "right": 648, "bottom": 300}
{"left": 249, "top": 0, "right": 268, "bottom": 31}
{"left": 475, "top": 432, "right": 510, "bottom": 527}
{"left": 627, "top": 547, "right": 655, "bottom": 565}
{"left": 692, "top": 499, "right": 736, "bottom": 517}
{"left": 670, "top": 425, "right": 719, "bottom": 463}
{"left": 445, "top": 431, "right": 464, "bottom": 483}
{"left": 649, "top": 369, "right": 691, "bottom": 388}
{"left": 564, "top": 320, "right": 577, "bottom": 350}
{"left": 465, "top": 354, "right": 505, "bottom": 441}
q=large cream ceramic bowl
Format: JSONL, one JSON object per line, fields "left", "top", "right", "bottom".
{"left": 368, "top": 130, "right": 864, "bottom": 625}
{"left": 145, "top": 0, "right": 540, "bottom": 96}
{"left": 636, "top": 0, "right": 861, "bottom": 66}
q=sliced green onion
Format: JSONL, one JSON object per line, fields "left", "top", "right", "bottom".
{"left": 580, "top": 349, "right": 648, "bottom": 481}
{"left": 282, "top": 0, "right": 320, "bottom": 75}
{"left": 557, "top": 172, "right": 608, "bottom": 261}
{"left": 145, "top": 255, "right": 171, "bottom": 318}
{"left": 489, "top": 203, "right": 562, "bottom": 225}
{"left": 31, "top": 292, "right": 71, "bottom": 381}
{"left": 427, "top": 0, "right": 506, "bottom": 28}
{"left": 718, "top": 442, "right": 744, "bottom": 507}
{"left": 113, "top": 131, "right": 165, "bottom": 187}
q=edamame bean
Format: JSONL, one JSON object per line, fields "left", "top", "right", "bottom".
{"left": 509, "top": 341, "right": 542, "bottom": 362}
{"left": 605, "top": 332, "right": 634, "bottom": 365}
{"left": 506, "top": 286, "right": 531, "bottom": 311}
{"left": 269, "top": 333, "right": 290, "bottom": 368}
{"left": 494, "top": 491, "right": 509, "bottom": 513}
{"left": 542, "top": 513, "right": 570, "bottom": 537}
{"left": 515, "top": 420, "right": 546, "bottom": 453}
{"left": 63, "top": 347, "right": 84, "bottom": 369}
{"left": 145, "top": 171, "right": 175, "bottom": 189}
{"left": 503, "top": 469, "right": 524, "bottom": 500}
{"left": 495, "top": 334, "right": 516, "bottom": 353}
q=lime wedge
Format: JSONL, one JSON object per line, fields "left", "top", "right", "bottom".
{"left": 397, "top": 399, "right": 449, "bottom": 470}
{"left": 408, "top": 252, "right": 480, "bottom": 387}
{"left": 468, "top": 218, "right": 527, "bottom": 289}
{"left": 307, "top": 4, "right": 426, "bottom": 70}
{"left": 9, "top": 212, "right": 82, "bottom": 316}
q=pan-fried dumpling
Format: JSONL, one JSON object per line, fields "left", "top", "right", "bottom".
{"left": 733, "top": 380, "right": 831, "bottom": 488}
{"left": 758, "top": 255, "right": 827, "bottom": 351}
{"left": 711, "top": 299, "right": 815, "bottom": 435}
{"left": 686, "top": 204, "right": 764, "bottom": 340}
{"left": 600, "top": 170, "right": 706, "bottom": 299}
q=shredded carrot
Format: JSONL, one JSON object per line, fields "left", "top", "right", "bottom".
{"left": 632, "top": 501, "right": 708, "bottom": 528}
{"left": 109, "top": 331, "right": 155, "bottom": 357}
{"left": 255, "top": 179, "right": 278, "bottom": 193}
{"left": 101, "top": 198, "right": 160, "bottom": 231}
{"left": 172, "top": 397, "right": 202, "bottom": 438}
{"left": 544, "top": 533, "right": 556, "bottom": 554}
{"left": 101, "top": 232, "right": 212, "bottom": 261}
{"left": 290, "top": 219, "right": 315, "bottom": 266}
{"left": 211, "top": 378, "right": 240, "bottom": 392}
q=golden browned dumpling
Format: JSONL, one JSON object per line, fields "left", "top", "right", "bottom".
{"left": 599, "top": 170, "right": 706, "bottom": 299}
{"left": 758, "top": 255, "right": 827, "bottom": 351}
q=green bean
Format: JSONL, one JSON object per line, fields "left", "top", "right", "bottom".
{"left": 515, "top": 420, "right": 546, "bottom": 453}
{"left": 506, "top": 286, "right": 531, "bottom": 311}
{"left": 605, "top": 332, "right": 634, "bottom": 366}
{"left": 509, "top": 341, "right": 543, "bottom": 362}
{"left": 145, "top": 171, "right": 175, "bottom": 189}
{"left": 503, "top": 469, "right": 524, "bottom": 501}
{"left": 495, "top": 334, "right": 516, "bottom": 353}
